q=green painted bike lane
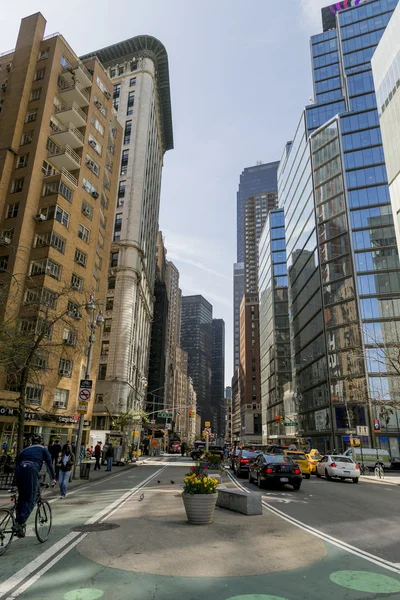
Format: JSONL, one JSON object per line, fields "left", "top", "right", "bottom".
{"left": 0, "top": 464, "right": 165, "bottom": 591}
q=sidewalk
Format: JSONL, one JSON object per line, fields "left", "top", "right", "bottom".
{"left": 361, "top": 471, "right": 400, "bottom": 486}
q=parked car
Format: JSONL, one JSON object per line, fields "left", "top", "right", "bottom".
{"left": 343, "top": 447, "right": 390, "bottom": 469}
{"left": 233, "top": 449, "right": 260, "bottom": 477}
{"left": 248, "top": 453, "right": 302, "bottom": 490}
{"left": 190, "top": 442, "right": 205, "bottom": 460}
{"left": 316, "top": 454, "right": 359, "bottom": 483}
{"left": 306, "top": 449, "right": 323, "bottom": 473}
{"left": 169, "top": 441, "right": 181, "bottom": 454}
{"left": 284, "top": 450, "right": 311, "bottom": 479}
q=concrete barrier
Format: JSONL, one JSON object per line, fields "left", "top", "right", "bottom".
{"left": 216, "top": 488, "right": 262, "bottom": 515}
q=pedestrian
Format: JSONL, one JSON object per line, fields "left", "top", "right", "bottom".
{"left": 181, "top": 441, "right": 187, "bottom": 457}
{"left": 105, "top": 443, "right": 114, "bottom": 471}
{"left": 224, "top": 446, "right": 229, "bottom": 462}
{"left": 94, "top": 441, "right": 102, "bottom": 471}
{"left": 58, "top": 443, "right": 75, "bottom": 499}
{"left": 50, "top": 439, "right": 61, "bottom": 478}
{"left": 79, "top": 445, "right": 86, "bottom": 465}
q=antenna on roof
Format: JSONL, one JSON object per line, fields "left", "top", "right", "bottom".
{"left": 256, "top": 160, "right": 263, "bottom": 165}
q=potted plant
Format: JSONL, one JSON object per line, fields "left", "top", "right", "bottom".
{"left": 182, "top": 465, "right": 219, "bottom": 525}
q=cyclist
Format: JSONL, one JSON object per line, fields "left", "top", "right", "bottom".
{"left": 13, "top": 434, "right": 56, "bottom": 537}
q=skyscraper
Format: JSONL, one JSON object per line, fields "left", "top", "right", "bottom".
{"left": 81, "top": 36, "right": 173, "bottom": 418}
{"left": 233, "top": 262, "right": 245, "bottom": 370}
{"left": 211, "top": 318, "right": 225, "bottom": 440}
{"left": 180, "top": 295, "right": 213, "bottom": 430}
{"left": 278, "top": 0, "right": 400, "bottom": 452}
{"left": 0, "top": 13, "right": 122, "bottom": 447}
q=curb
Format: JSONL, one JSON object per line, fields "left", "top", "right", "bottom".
{"left": 360, "top": 475, "right": 400, "bottom": 486}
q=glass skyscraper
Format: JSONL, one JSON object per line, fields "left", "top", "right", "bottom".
{"left": 278, "top": 0, "right": 400, "bottom": 454}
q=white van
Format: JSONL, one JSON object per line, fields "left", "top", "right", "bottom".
{"left": 344, "top": 447, "right": 391, "bottom": 469}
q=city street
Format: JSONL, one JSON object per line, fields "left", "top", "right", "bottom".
{"left": 1, "top": 457, "right": 400, "bottom": 600}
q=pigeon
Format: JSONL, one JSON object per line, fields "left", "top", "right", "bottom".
{"left": 157, "top": 480, "right": 161, "bottom": 484}
{"left": 138, "top": 493, "right": 144, "bottom": 501}
{"left": 170, "top": 480, "right": 175, "bottom": 484}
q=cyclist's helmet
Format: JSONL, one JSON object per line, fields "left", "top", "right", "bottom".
{"left": 31, "top": 434, "right": 43, "bottom": 445}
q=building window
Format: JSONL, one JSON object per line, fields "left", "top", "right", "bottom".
{"left": 34, "top": 231, "right": 66, "bottom": 254}
{"left": 91, "top": 115, "right": 104, "bottom": 137}
{"left": 123, "top": 120, "right": 132, "bottom": 145}
{"left": 110, "top": 251, "right": 119, "bottom": 267}
{"left": 88, "top": 134, "right": 102, "bottom": 156}
{"left": 29, "top": 258, "right": 62, "bottom": 280}
{"left": 96, "top": 76, "right": 110, "bottom": 98}
{"left": 96, "top": 394, "right": 104, "bottom": 405}
{"left": 130, "top": 77, "right": 136, "bottom": 87}
{"left": 81, "top": 201, "right": 93, "bottom": 220}
{"left": 110, "top": 69, "right": 116, "bottom": 78}
{"left": 6, "top": 203, "right": 19, "bottom": 218}
{"left": 114, "top": 213, "right": 122, "bottom": 242}
{"left": 26, "top": 384, "right": 43, "bottom": 405}
{"left": 106, "top": 297, "right": 114, "bottom": 310}
{"left": 59, "top": 358, "right": 73, "bottom": 377}
{"left": 101, "top": 341, "right": 109, "bottom": 356}
{"left": 82, "top": 177, "right": 98, "bottom": 197}
{"left": 126, "top": 92, "right": 134, "bottom": 116}
{"left": 34, "top": 68, "right": 45, "bottom": 81}
{"left": 54, "top": 388, "right": 69, "bottom": 408}
{"left": 130, "top": 61, "right": 137, "bottom": 71}
{"left": 60, "top": 55, "right": 69, "bottom": 68}
{"left": 98, "top": 364, "right": 107, "bottom": 380}
{"left": 117, "top": 181, "right": 125, "bottom": 207}
{"left": 55, "top": 206, "right": 70, "bottom": 227}
{"left": 0, "top": 256, "right": 9, "bottom": 272}
{"left": 78, "top": 223, "right": 90, "bottom": 243}
{"left": 38, "top": 49, "right": 48, "bottom": 61}
{"left": 120, "top": 150, "right": 129, "bottom": 175}
{"left": 11, "top": 178, "right": 24, "bottom": 193}
{"left": 21, "top": 131, "right": 33, "bottom": 145}
{"left": 113, "top": 84, "right": 120, "bottom": 110}
{"left": 108, "top": 276, "right": 116, "bottom": 290}
{"left": 71, "top": 273, "right": 84, "bottom": 291}
{"left": 30, "top": 88, "right": 41, "bottom": 101}
{"left": 104, "top": 318, "right": 112, "bottom": 333}
{"left": 63, "top": 328, "right": 77, "bottom": 347}
{"left": 85, "top": 155, "right": 100, "bottom": 177}
{"left": 25, "top": 111, "right": 37, "bottom": 123}
{"left": 94, "top": 95, "right": 107, "bottom": 117}
{"left": 118, "top": 65, "right": 124, "bottom": 76}
{"left": 67, "top": 299, "right": 82, "bottom": 319}
{"left": 74, "top": 248, "right": 87, "bottom": 268}
{"left": 16, "top": 154, "right": 29, "bottom": 169}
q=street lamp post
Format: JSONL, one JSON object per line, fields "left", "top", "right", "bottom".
{"left": 73, "top": 294, "right": 104, "bottom": 478}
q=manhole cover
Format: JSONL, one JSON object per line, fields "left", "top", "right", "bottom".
{"left": 72, "top": 523, "right": 120, "bottom": 533}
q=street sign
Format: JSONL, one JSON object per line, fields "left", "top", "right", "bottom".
{"left": 373, "top": 419, "right": 381, "bottom": 433}
{"left": 77, "top": 402, "right": 88, "bottom": 414}
{"left": 205, "top": 421, "right": 211, "bottom": 428}
{"left": 284, "top": 422, "right": 298, "bottom": 427}
{"left": 80, "top": 379, "right": 92, "bottom": 389}
{"left": 158, "top": 411, "right": 172, "bottom": 418}
{"left": 78, "top": 388, "right": 91, "bottom": 402}
{"left": 151, "top": 419, "right": 156, "bottom": 425}
{"left": 356, "top": 425, "right": 369, "bottom": 436}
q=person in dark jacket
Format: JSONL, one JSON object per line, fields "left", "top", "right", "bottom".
{"left": 94, "top": 441, "right": 102, "bottom": 470}
{"left": 105, "top": 443, "right": 114, "bottom": 471}
{"left": 14, "top": 434, "right": 56, "bottom": 537}
{"left": 58, "top": 443, "right": 75, "bottom": 498}
{"left": 50, "top": 439, "right": 62, "bottom": 478}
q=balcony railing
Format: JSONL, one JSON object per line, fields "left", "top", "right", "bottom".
{"left": 54, "top": 100, "right": 87, "bottom": 125}
{"left": 58, "top": 75, "right": 89, "bottom": 106}
{"left": 43, "top": 166, "right": 78, "bottom": 188}
{"left": 50, "top": 122, "right": 84, "bottom": 147}
{"left": 47, "top": 141, "right": 81, "bottom": 170}
{"left": 62, "top": 60, "right": 92, "bottom": 87}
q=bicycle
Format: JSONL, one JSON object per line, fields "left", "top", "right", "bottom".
{"left": 374, "top": 464, "right": 385, "bottom": 480}
{"left": 0, "top": 476, "right": 52, "bottom": 556}
{"left": 359, "top": 463, "right": 370, "bottom": 476}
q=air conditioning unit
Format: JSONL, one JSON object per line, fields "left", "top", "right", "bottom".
{"left": 54, "top": 400, "right": 65, "bottom": 408}
{"left": 82, "top": 206, "right": 91, "bottom": 216}
{"left": 104, "top": 90, "right": 111, "bottom": 99}
{"left": 6, "top": 64, "right": 11, "bottom": 72}
{"left": 88, "top": 139, "right": 96, "bottom": 149}
{"left": 91, "top": 191, "right": 99, "bottom": 199}
{"left": 34, "top": 214, "right": 46, "bottom": 222}
{"left": 86, "top": 158, "right": 95, "bottom": 168}
{"left": 59, "top": 370, "right": 70, "bottom": 377}
{"left": 1, "top": 84, "right": 7, "bottom": 93}
{"left": 95, "top": 100, "right": 103, "bottom": 109}
{"left": 0, "top": 234, "right": 11, "bottom": 246}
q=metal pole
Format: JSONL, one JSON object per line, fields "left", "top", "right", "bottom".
{"left": 73, "top": 321, "right": 94, "bottom": 479}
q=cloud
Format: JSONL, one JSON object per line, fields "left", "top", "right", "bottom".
{"left": 299, "top": 0, "right": 329, "bottom": 32}
{"left": 167, "top": 253, "right": 231, "bottom": 281}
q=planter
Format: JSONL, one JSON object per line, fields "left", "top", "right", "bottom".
{"left": 182, "top": 493, "right": 217, "bottom": 525}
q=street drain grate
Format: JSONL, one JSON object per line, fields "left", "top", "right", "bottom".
{"left": 71, "top": 523, "right": 120, "bottom": 533}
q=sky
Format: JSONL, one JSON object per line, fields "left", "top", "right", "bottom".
{"left": 1, "top": 0, "right": 329, "bottom": 385}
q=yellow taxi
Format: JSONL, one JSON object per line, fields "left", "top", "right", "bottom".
{"left": 284, "top": 450, "right": 311, "bottom": 479}
{"left": 306, "top": 449, "right": 323, "bottom": 474}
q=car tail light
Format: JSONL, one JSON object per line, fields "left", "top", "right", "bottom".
{"left": 355, "top": 464, "right": 360, "bottom": 470}
{"left": 240, "top": 459, "right": 249, "bottom": 464}
{"left": 266, "top": 467, "right": 274, "bottom": 474}
{"left": 331, "top": 462, "right": 337, "bottom": 468}
{"left": 293, "top": 468, "right": 301, "bottom": 475}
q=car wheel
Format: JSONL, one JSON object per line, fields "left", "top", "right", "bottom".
{"left": 325, "top": 469, "right": 331, "bottom": 481}
{"left": 352, "top": 477, "right": 359, "bottom": 484}
{"left": 305, "top": 474, "right": 311, "bottom": 479}
{"left": 292, "top": 482, "right": 301, "bottom": 491}
{"left": 257, "top": 473, "right": 264, "bottom": 489}
{"left": 316, "top": 469, "right": 321, "bottom": 478}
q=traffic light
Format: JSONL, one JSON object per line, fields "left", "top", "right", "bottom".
{"left": 189, "top": 410, "right": 195, "bottom": 419}
{"left": 275, "top": 415, "right": 279, "bottom": 422}
{"left": 279, "top": 416, "right": 284, "bottom": 425}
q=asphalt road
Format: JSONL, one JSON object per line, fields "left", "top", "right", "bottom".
{"left": 230, "top": 468, "right": 400, "bottom": 563}
{"left": 1, "top": 456, "right": 400, "bottom": 600}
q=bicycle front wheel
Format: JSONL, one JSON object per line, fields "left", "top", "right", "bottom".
{"left": 35, "top": 501, "right": 52, "bottom": 543}
{"left": 0, "top": 508, "right": 15, "bottom": 556}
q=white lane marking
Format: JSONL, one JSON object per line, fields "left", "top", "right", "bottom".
{"left": 0, "top": 466, "right": 167, "bottom": 599}
{"left": 228, "top": 472, "right": 400, "bottom": 575}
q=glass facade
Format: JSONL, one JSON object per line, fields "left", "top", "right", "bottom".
{"left": 276, "top": 0, "right": 400, "bottom": 453}
{"left": 259, "top": 210, "right": 292, "bottom": 444}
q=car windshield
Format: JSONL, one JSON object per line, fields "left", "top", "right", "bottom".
{"left": 286, "top": 452, "right": 307, "bottom": 460}
{"left": 332, "top": 456, "right": 353, "bottom": 463}
{"left": 263, "top": 454, "right": 294, "bottom": 463}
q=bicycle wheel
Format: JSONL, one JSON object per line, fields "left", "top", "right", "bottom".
{"left": 35, "top": 501, "right": 52, "bottom": 543}
{"left": 375, "top": 465, "right": 384, "bottom": 480}
{"left": 0, "top": 508, "right": 15, "bottom": 556}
